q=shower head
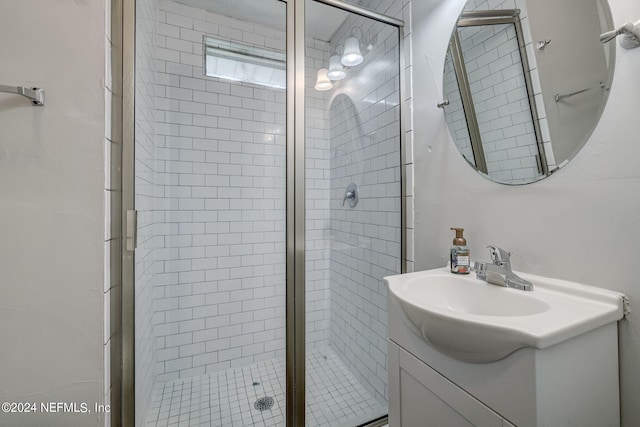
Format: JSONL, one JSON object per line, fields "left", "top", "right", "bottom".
{"left": 600, "top": 22, "right": 640, "bottom": 49}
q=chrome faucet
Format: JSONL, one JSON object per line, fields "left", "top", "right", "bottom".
{"left": 474, "top": 245, "right": 533, "bottom": 291}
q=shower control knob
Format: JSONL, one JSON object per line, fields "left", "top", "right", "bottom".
{"left": 342, "top": 183, "right": 359, "bottom": 208}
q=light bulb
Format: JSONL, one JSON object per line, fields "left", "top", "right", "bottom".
{"left": 341, "top": 37, "right": 363, "bottom": 67}
{"left": 314, "top": 68, "right": 333, "bottom": 91}
{"left": 327, "top": 55, "right": 346, "bottom": 80}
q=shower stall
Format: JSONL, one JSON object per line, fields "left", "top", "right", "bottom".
{"left": 117, "top": 0, "right": 405, "bottom": 425}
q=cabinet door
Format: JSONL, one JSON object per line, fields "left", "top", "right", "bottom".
{"left": 390, "top": 341, "right": 503, "bottom": 427}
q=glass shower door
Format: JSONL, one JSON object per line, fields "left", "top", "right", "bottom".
{"left": 131, "top": 0, "right": 403, "bottom": 425}
{"left": 304, "top": 1, "right": 402, "bottom": 425}
{"left": 134, "top": 0, "right": 288, "bottom": 425}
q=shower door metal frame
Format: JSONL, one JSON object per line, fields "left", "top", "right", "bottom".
{"left": 119, "top": 0, "right": 136, "bottom": 425}
{"left": 115, "top": 0, "right": 406, "bottom": 426}
{"left": 287, "top": 1, "right": 306, "bottom": 424}
{"left": 447, "top": 30, "right": 488, "bottom": 174}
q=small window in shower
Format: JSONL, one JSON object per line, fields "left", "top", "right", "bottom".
{"left": 203, "top": 35, "right": 286, "bottom": 89}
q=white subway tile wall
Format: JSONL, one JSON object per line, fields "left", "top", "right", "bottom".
{"left": 304, "top": 34, "right": 332, "bottom": 350}
{"left": 150, "top": 0, "right": 332, "bottom": 383}
{"left": 352, "top": 0, "right": 415, "bottom": 275}
{"left": 443, "top": 0, "right": 555, "bottom": 184}
{"left": 459, "top": 21, "right": 542, "bottom": 183}
{"left": 326, "top": 10, "right": 402, "bottom": 406}
{"left": 152, "top": 0, "right": 289, "bottom": 383}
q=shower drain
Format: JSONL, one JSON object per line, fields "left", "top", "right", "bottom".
{"left": 254, "top": 396, "right": 274, "bottom": 412}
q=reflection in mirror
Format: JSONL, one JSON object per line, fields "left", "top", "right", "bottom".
{"left": 442, "top": 0, "right": 616, "bottom": 185}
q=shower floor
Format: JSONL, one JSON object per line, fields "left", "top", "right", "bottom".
{"left": 145, "top": 347, "right": 387, "bottom": 427}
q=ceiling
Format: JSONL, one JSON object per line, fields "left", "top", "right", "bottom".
{"left": 178, "top": 0, "right": 349, "bottom": 41}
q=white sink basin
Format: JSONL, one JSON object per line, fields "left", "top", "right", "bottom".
{"left": 386, "top": 268, "right": 625, "bottom": 363}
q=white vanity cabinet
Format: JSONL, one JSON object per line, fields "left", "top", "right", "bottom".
{"left": 386, "top": 268, "right": 624, "bottom": 427}
{"left": 387, "top": 286, "right": 622, "bottom": 427}
{"left": 389, "top": 340, "right": 515, "bottom": 427}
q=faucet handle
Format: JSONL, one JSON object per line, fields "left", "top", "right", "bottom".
{"left": 342, "top": 190, "right": 355, "bottom": 206}
{"left": 485, "top": 245, "right": 511, "bottom": 266}
{"left": 342, "top": 183, "right": 359, "bottom": 207}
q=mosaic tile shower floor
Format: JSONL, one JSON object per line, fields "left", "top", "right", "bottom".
{"left": 145, "top": 347, "right": 387, "bottom": 426}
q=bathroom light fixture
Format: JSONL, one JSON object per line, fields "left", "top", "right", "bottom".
{"left": 341, "top": 36, "right": 363, "bottom": 67}
{"left": 314, "top": 68, "right": 333, "bottom": 91}
{"left": 327, "top": 55, "right": 346, "bottom": 80}
{"left": 600, "top": 21, "right": 640, "bottom": 49}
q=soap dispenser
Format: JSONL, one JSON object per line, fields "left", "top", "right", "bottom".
{"left": 450, "top": 227, "right": 470, "bottom": 274}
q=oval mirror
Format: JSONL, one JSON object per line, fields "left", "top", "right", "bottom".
{"left": 441, "top": 0, "right": 616, "bottom": 185}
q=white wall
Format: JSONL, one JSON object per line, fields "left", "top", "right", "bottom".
{"left": 412, "top": 0, "right": 640, "bottom": 425}
{"left": 0, "top": 1, "right": 106, "bottom": 426}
